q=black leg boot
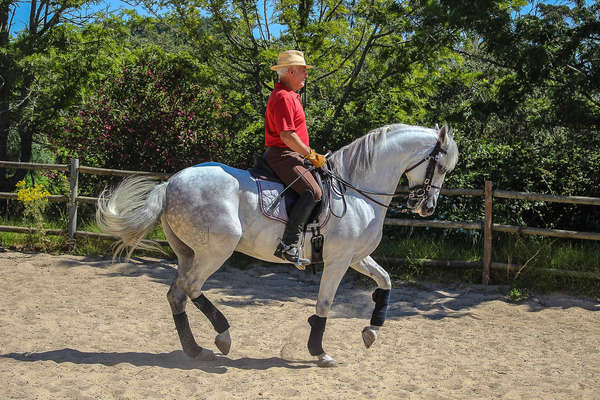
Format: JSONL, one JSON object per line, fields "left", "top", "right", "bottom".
{"left": 274, "top": 190, "right": 319, "bottom": 268}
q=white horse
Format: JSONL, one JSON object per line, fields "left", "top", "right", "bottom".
{"left": 97, "top": 123, "right": 458, "bottom": 367}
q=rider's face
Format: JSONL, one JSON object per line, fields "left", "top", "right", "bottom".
{"left": 288, "top": 66, "right": 308, "bottom": 92}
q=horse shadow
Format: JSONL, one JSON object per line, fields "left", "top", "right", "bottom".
{"left": 54, "top": 255, "right": 600, "bottom": 315}
{"left": 55, "top": 255, "right": 177, "bottom": 286}
{"left": 54, "top": 255, "right": 330, "bottom": 303}
{"left": 0, "top": 348, "right": 314, "bottom": 374}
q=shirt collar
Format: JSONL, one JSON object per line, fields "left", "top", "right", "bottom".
{"left": 275, "top": 82, "right": 293, "bottom": 91}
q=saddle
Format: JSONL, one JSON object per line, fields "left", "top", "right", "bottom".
{"left": 248, "top": 152, "right": 330, "bottom": 227}
{"left": 248, "top": 152, "right": 333, "bottom": 264}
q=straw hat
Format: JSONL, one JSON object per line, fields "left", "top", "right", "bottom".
{"left": 270, "top": 50, "right": 313, "bottom": 71}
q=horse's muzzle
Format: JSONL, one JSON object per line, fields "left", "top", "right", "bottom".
{"left": 407, "top": 196, "right": 436, "bottom": 217}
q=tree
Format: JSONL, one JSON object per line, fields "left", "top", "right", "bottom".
{"left": 0, "top": 0, "right": 99, "bottom": 192}
{"left": 430, "top": 0, "right": 600, "bottom": 133}
{"left": 424, "top": 0, "right": 600, "bottom": 230}
{"left": 148, "top": 0, "right": 469, "bottom": 152}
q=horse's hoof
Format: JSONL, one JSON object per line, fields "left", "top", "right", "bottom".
{"left": 317, "top": 353, "right": 336, "bottom": 368}
{"left": 362, "top": 326, "right": 378, "bottom": 349}
{"left": 195, "top": 348, "right": 216, "bottom": 361}
{"left": 215, "top": 329, "right": 231, "bottom": 355}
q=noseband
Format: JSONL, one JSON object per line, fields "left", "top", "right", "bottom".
{"left": 404, "top": 141, "right": 447, "bottom": 205}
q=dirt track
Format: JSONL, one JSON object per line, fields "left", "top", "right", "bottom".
{"left": 1, "top": 251, "right": 599, "bottom": 399}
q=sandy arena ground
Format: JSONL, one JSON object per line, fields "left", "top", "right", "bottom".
{"left": 0, "top": 251, "right": 599, "bottom": 400}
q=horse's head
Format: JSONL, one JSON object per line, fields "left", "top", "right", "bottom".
{"left": 404, "top": 125, "right": 458, "bottom": 217}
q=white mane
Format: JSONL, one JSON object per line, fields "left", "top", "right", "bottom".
{"left": 329, "top": 123, "right": 458, "bottom": 179}
{"left": 329, "top": 125, "right": 391, "bottom": 180}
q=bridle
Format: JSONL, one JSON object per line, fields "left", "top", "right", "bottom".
{"left": 322, "top": 140, "right": 447, "bottom": 211}
{"left": 403, "top": 140, "right": 447, "bottom": 208}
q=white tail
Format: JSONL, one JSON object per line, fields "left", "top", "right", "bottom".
{"left": 96, "top": 176, "right": 168, "bottom": 261}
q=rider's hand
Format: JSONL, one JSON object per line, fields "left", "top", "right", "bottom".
{"left": 305, "top": 149, "right": 327, "bottom": 168}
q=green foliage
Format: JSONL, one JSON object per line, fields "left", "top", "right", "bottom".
{"left": 507, "top": 287, "right": 529, "bottom": 302}
{"left": 3, "top": 0, "right": 600, "bottom": 294}
{"left": 51, "top": 47, "right": 251, "bottom": 173}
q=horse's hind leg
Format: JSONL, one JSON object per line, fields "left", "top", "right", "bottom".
{"left": 190, "top": 288, "right": 231, "bottom": 355}
{"left": 163, "top": 217, "right": 236, "bottom": 359}
{"left": 168, "top": 271, "right": 231, "bottom": 359}
{"left": 177, "top": 250, "right": 235, "bottom": 356}
{"left": 350, "top": 256, "right": 392, "bottom": 349}
{"left": 168, "top": 275, "right": 216, "bottom": 360}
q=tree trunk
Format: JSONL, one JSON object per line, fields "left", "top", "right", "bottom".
{"left": 0, "top": 2, "right": 12, "bottom": 190}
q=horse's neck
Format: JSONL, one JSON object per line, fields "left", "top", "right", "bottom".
{"left": 339, "top": 131, "right": 433, "bottom": 197}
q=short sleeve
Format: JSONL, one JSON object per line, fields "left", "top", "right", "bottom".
{"left": 270, "top": 94, "right": 297, "bottom": 133}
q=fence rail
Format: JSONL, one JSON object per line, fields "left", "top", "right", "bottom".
{"left": 2, "top": 158, "right": 599, "bottom": 284}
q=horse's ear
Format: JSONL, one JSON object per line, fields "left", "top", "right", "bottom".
{"left": 438, "top": 124, "right": 450, "bottom": 145}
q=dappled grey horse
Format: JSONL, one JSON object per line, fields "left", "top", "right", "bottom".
{"left": 96, "top": 123, "right": 458, "bottom": 367}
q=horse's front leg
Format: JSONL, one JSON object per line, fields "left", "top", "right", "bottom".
{"left": 350, "top": 256, "right": 391, "bottom": 349}
{"left": 309, "top": 256, "right": 352, "bottom": 367}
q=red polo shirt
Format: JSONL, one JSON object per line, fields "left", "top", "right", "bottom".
{"left": 265, "top": 83, "right": 309, "bottom": 148}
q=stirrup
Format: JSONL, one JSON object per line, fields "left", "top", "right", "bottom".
{"left": 274, "top": 242, "right": 310, "bottom": 270}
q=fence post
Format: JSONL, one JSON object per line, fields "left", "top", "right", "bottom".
{"left": 68, "top": 158, "right": 79, "bottom": 241}
{"left": 482, "top": 180, "right": 493, "bottom": 285}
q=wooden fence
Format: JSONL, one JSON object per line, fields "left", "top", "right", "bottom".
{"left": 2, "top": 158, "right": 600, "bottom": 283}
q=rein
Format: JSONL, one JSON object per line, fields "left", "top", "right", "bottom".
{"left": 324, "top": 140, "right": 447, "bottom": 210}
{"left": 321, "top": 170, "right": 400, "bottom": 209}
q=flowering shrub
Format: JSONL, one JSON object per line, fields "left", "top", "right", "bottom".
{"left": 16, "top": 180, "right": 51, "bottom": 250}
{"left": 16, "top": 180, "right": 51, "bottom": 204}
{"left": 51, "top": 50, "right": 245, "bottom": 174}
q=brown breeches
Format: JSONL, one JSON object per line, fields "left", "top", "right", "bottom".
{"left": 264, "top": 146, "right": 322, "bottom": 201}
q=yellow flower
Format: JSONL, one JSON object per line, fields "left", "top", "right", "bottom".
{"left": 16, "top": 182, "right": 51, "bottom": 203}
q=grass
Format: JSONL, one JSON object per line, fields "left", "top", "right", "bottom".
{"left": 0, "top": 215, "right": 174, "bottom": 258}
{"left": 1, "top": 216, "right": 599, "bottom": 298}
{"left": 372, "top": 228, "right": 482, "bottom": 284}
{"left": 372, "top": 226, "right": 600, "bottom": 297}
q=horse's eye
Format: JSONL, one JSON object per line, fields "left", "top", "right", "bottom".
{"left": 438, "top": 165, "right": 447, "bottom": 174}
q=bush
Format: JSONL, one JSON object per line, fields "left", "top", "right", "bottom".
{"left": 15, "top": 180, "right": 51, "bottom": 251}
{"left": 50, "top": 47, "right": 264, "bottom": 180}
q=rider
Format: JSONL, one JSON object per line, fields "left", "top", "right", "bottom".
{"left": 264, "top": 50, "right": 327, "bottom": 267}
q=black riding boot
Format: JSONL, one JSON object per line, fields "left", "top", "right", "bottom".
{"left": 274, "top": 190, "right": 319, "bottom": 267}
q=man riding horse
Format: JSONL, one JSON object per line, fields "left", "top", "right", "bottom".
{"left": 96, "top": 49, "right": 459, "bottom": 366}
{"left": 264, "top": 50, "right": 327, "bottom": 267}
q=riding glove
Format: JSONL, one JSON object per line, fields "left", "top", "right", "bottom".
{"left": 305, "top": 149, "right": 327, "bottom": 168}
